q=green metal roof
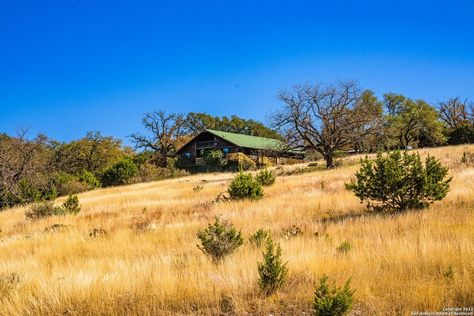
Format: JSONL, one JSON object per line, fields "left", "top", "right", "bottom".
{"left": 205, "top": 129, "right": 286, "bottom": 151}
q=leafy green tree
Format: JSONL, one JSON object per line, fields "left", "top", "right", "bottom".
{"left": 79, "top": 170, "right": 100, "bottom": 188}
{"left": 185, "top": 113, "right": 282, "bottom": 139}
{"left": 384, "top": 94, "right": 445, "bottom": 148}
{"left": 52, "top": 131, "right": 124, "bottom": 175}
{"left": 447, "top": 124, "right": 474, "bottom": 145}
{"left": 257, "top": 238, "right": 288, "bottom": 295}
{"left": 347, "top": 151, "right": 451, "bottom": 212}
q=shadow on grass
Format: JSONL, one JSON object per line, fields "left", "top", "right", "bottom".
{"left": 318, "top": 210, "right": 402, "bottom": 226}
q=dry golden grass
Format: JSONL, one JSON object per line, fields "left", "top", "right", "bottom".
{"left": 1, "top": 145, "right": 473, "bottom": 315}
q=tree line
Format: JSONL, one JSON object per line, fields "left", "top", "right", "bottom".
{"left": 273, "top": 80, "right": 474, "bottom": 167}
{"left": 0, "top": 113, "right": 279, "bottom": 209}
{"left": 1, "top": 80, "right": 473, "bottom": 209}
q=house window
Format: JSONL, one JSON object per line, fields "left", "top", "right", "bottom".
{"left": 183, "top": 152, "right": 191, "bottom": 158}
{"left": 223, "top": 147, "right": 229, "bottom": 154}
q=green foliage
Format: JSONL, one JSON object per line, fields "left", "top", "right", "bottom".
{"left": 337, "top": 241, "right": 352, "bottom": 254}
{"left": 347, "top": 151, "right": 451, "bottom": 212}
{"left": 53, "top": 131, "right": 124, "bottom": 175}
{"left": 228, "top": 172, "right": 263, "bottom": 200}
{"left": 193, "top": 185, "right": 204, "bottom": 192}
{"left": 249, "top": 228, "right": 271, "bottom": 248}
{"left": 443, "top": 265, "right": 455, "bottom": 279}
{"left": 203, "top": 149, "right": 227, "bottom": 170}
{"left": 313, "top": 275, "right": 355, "bottom": 316}
{"left": 447, "top": 124, "right": 474, "bottom": 145}
{"left": 257, "top": 238, "right": 288, "bottom": 295}
{"left": 185, "top": 112, "right": 283, "bottom": 140}
{"left": 197, "top": 217, "right": 243, "bottom": 262}
{"left": 79, "top": 170, "right": 100, "bottom": 188}
{"left": 101, "top": 159, "right": 138, "bottom": 187}
{"left": 25, "top": 195, "right": 81, "bottom": 219}
{"left": 62, "top": 195, "right": 81, "bottom": 215}
{"left": 384, "top": 94, "right": 445, "bottom": 147}
{"left": 255, "top": 169, "right": 276, "bottom": 186}
{"left": 51, "top": 172, "right": 86, "bottom": 196}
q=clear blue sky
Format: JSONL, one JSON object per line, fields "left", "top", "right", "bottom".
{"left": 1, "top": 0, "right": 473, "bottom": 144}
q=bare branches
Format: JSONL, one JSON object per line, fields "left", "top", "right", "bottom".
{"left": 272, "top": 80, "right": 380, "bottom": 168}
{"left": 129, "top": 111, "right": 186, "bottom": 167}
{"left": 437, "top": 97, "right": 470, "bottom": 128}
{"left": 0, "top": 131, "right": 52, "bottom": 208}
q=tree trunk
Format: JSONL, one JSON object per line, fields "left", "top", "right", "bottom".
{"left": 324, "top": 152, "right": 334, "bottom": 169}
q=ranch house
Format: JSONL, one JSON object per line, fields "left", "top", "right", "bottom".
{"left": 177, "top": 129, "right": 303, "bottom": 167}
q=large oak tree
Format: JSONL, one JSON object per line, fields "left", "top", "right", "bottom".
{"left": 272, "top": 80, "right": 382, "bottom": 168}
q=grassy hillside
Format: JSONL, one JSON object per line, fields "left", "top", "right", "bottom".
{"left": 1, "top": 145, "right": 473, "bottom": 315}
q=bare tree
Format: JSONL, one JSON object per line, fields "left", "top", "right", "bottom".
{"left": 470, "top": 102, "right": 474, "bottom": 124}
{"left": 0, "top": 129, "right": 52, "bottom": 208}
{"left": 129, "top": 111, "right": 186, "bottom": 167}
{"left": 272, "top": 80, "right": 381, "bottom": 168}
{"left": 437, "top": 97, "right": 470, "bottom": 128}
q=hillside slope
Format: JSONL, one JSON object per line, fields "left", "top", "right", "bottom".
{"left": 1, "top": 145, "right": 473, "bottom": 315}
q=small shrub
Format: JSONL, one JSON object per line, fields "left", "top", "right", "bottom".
{"left": 443, "top": 265, "right": 454, "bottom": 279}
{"left": 461, "top": 151, "right": 474, "bottom": 164}
{"left": 25, "top": 195, "right": 81, "bottom": 220}
{"left": 101, "top": 159, "right": 138, "bottom": 187}
{"left": 62, "top": 195, "right": 81, "bottom": 215}
{"left": 197, "top": 217, "right": 243, "bottom": 262}
{"left": 25, "top": 202, "right": 63, "bottom": 220}
{"left": 219, "top": 295, "right": 236, "bottom": 315}
{"left": 313, "top": 274, "right": 355, "bottom": 316}
{"left": 257, "top": 238, "right": 288, "bottom": 296}
{"left": 228, "top": 172, "right": 263, "bottom": 200}
{"left": 89, "top": 227, "right": 109, "bottom": 238}
{"left": 256, "top": 169, "right": 276, "bottom": 186}
{"left": 337, "top": 241, "right": 352, "bottom": 254}
{"left": 346, "top": 151, "right": 451, "bottom": 212}
{"left": 52, "top": 171, "right": 88, "bottom": 196}
{"left": 203, "top": 149, "right": 227, "bottom": 170}
{"left": 193, "top": 185, "right": 204, "bottom": 192}
{"left": 249, "top": 228, "right": 271, "bottom": 248}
